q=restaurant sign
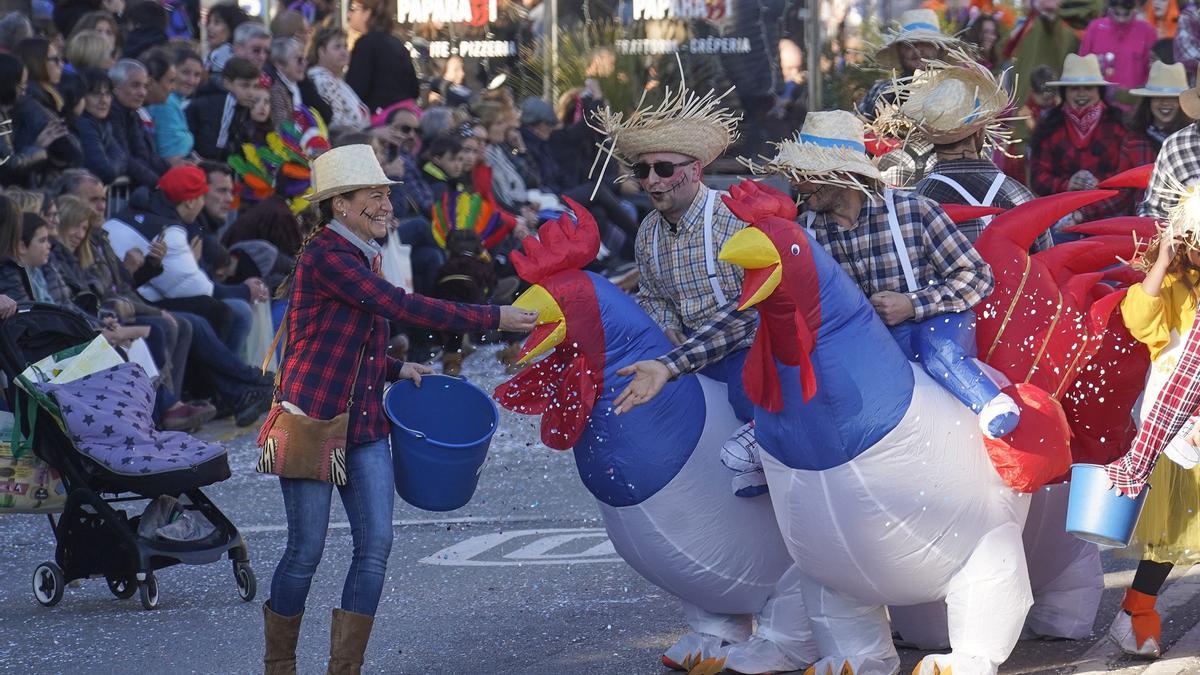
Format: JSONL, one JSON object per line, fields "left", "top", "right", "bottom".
{"left": 396, "top": 0, "right": 497, "bottom": 25}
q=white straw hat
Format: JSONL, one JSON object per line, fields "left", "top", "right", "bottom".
{"left": 744, "top": 110, "right": 882, "bottom": 192}
{"left": 874, "top": 9, "right": 965, "bottom": 69}
{"left": 894, "top": 55, "right": 1017, "bottom": 146}
{"left": 1046, "top": 53, "right": 1113, "bottom": 88}
{"left": 1130, "top": 61, "right": 1189, "bottom": 98}
{"left": 304, "top": 144, "right": 399, "bottom": 202}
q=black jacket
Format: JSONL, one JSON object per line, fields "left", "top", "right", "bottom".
{"left": 110, "top": 101, "right": 169, "bottom": 189}
{"left": 345, "top": 31, "right": 419, "bottom": 113}
{"left": 0, "top": 96, "right": 82, "bottom": 188}
{"left": 73, "top": 112, "right": 129, "bottom": 184}
{"left": 186, "top": 81, "right": 250, "bottom": 161}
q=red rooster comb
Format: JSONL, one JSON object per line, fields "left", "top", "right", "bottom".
{"left": 510, "top": 197, "right": 601, "bottom": 285}
{"left": 723, "top": 180, "right": 797, "bottom": 224}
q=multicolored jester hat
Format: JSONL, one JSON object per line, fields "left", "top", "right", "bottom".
{"left": 492, "top": 201, "right": 817, "bottom": 674}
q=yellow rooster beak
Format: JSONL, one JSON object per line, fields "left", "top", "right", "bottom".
{"left": 719, "top": 227, "right": 782, "bottom": 311}
{"left": 513, "top": 284, "right": 567, "bottom": 365}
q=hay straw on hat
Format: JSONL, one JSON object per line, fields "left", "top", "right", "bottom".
{"left": 875, "top": 47, "right": 1025, "bottom": 155}
{"left": 741, "top": 110, "right": 883, "bottom": 196}
{"left": 869, "top": 8, "right": 970, "bottom": 70}
{"left": 589, "top": 82, "right": 741, "bottom": 191}
{"left": 1130, "top": 174, "right": 1200, "bottom": 270}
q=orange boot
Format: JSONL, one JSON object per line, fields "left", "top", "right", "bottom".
{"left": 1107, "top": 588, "right": 1162, "bottom": 658}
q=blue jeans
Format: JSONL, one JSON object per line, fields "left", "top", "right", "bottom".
{"left": 397, "top": 217, "right": 446, "bottom": 297}
{"left": 269, "top": 438, "right": 395, "bottom": 617}
{"left": 888, "top": 310, "right": 1002, "bottom": 413}
{"left": 221, "top": 297, "right": 253, "bottom": 356}
{"left": 173, "top": 311, "right": 262, "bottom": 402}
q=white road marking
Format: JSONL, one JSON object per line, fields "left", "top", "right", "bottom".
{"left": 237, "top": 515, "right": 555, "bottom": 534}
{"left": 420, "top": 528, "right": 621, "bottom": 566}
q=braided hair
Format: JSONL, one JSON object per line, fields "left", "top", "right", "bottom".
{"left": 274, "top": 198, "right": 333, "bottom": 299}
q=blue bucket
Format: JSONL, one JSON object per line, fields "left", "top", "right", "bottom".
{"left": 1065, "top": 463, "right": 1149, "bottom": 547}
{"left": 385, "top": 375, "right": 499, "bottom": 512}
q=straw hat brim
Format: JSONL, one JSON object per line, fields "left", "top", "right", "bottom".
{"left": 1182, "top": 88, "right": 1200, "bottom": 120}
{"left": 874, "top": 32, "right": 963, "bottom": 68}
{"left": 749, "top": 142, "right": 883, "bottom": 186}
{"left": 1130, "top": 87, "right": 1186, "bottom": 97}
{"left": 1046, "top": 78, "right": 1112, "bottom": 87}
{"left": 305, "top": 179, "right": 401, "bottom": 203}
{"left": 615, "top": 122, "right": 732, "bottom": 167}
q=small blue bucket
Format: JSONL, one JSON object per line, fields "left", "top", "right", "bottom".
{"left": 1065, "top": 463, "right": 1150, "bottom": 547}
{"left": 385, "top": 375, "right": 499, "bottom": 512}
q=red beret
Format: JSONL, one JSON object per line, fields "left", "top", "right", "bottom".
{"left": 157, "top": 165, "right": 209, "bottom": 204}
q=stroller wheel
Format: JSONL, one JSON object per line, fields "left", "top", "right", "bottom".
{"left": 32, "top": 562, "right": 64, "bottom": 607}
{"left": 106, "top": 575, "right": 137, "bottom": 599}
{"left": 139, "top": 573, "right": 160, "bottom": 610}
{"left": 234, "top": 561, "right": 257, "bottom": 602}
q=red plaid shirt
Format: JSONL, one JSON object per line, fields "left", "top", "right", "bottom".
{"left": 278, "top": 226, "right": 500, "bottom": 444}
{"left": 1031, "top": 116, "right": 1129, "bottom": 220}
{"left": 1107, "top": 313, "right": 1200, "bottom": 495}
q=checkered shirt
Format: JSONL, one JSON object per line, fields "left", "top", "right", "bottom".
{"left": 1139, "top": 123, "right": 1200, "bottom": 220}
{"left": 914, "top": 158, "right": 1054, "bottom": 252}
{"left": 635, "top": 186, "right": 756, "bottom": 378}
{"left": 278, "top": 226, "right": 500, "bottom": 444}
{"left": 805, "top": 189, "right": 995, "bottom": 322}
{"left": 1107, "top": 312, "right": 1200, "bottom": 495}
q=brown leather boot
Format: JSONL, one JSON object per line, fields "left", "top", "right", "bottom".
{"left": 263, "top": 602, "right": 303, "bottom": 675}
{"left": 442, "top": 351, "right": 464, "bottom": 376}
{"left": 326, "top": 608, "right": 374, "bottom": 675}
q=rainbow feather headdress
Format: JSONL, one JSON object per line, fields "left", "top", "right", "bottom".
{"left": 432, "top": 190, "right": 512, "bottom": 250}
{"left": 228, "top": 107, "right": 330, "bottom": 214}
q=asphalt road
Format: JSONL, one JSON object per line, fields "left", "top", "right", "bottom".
{"left": 3, "top": 348, "right": 1200, "bottom": 675}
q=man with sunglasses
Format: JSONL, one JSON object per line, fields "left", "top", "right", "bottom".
{"left": 604, "top": 91, "right": 774, "bottom": 501}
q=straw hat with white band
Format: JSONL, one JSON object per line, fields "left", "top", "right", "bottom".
{"left": 744, "top": 110, "right": 882, "bottom": 193}
{"left": 593, "top": 85, "right": 742, "bottom": 172}
{"left": 874, "top": 9, "right": 967, "bottom": 69}
{"left": 304, "top": 144, "right": 399, "bottom": 203}
{"left": 1130, "top": 61, "right": 1189, "bottom": 98}
{"left": 1046, "top": 53, "right": 1113, "bottom": 88}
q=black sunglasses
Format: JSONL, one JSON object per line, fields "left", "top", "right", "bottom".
{"left": 632, "top": 160, "right": 694, "bottom": 180}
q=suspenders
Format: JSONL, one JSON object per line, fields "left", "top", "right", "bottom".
{"left": 924, "top": 172, "right": 1007, "bottom": 227}
{"left": 805, "top": 189, "right": 920, "bottom": 293}
{"left": 652, "top": 188, "right": 729, "bottom": 307}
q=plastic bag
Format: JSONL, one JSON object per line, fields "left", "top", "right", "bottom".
{"left": 21, "top": 335, "right": 123, "bottom": 385}
{"left": 381, "top": 228, "right": 413, "bottom": 293}
{"left": 137, "top": 495, "right": 216, "bottom": 542}
{"left": 240, "top": 301, "right": 276, "bottom": 370}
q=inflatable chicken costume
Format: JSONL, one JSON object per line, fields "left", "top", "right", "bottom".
{"left": 493, "top": 203, "right": 818, "bottom": 674}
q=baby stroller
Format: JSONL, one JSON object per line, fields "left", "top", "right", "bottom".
{"left": 0, "top": 304, "right": 254, "bottom": 610}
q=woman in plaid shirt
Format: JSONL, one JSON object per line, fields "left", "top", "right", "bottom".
{"left": 261, "top": 145, "right": 536, "bottom": 674}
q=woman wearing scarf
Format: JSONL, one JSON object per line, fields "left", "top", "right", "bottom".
{"left": 1031, "top": 54, "right": 1129, "bottom": 232}
{"left": 1118, "top": 62, "right": 1192, "bottom": 210}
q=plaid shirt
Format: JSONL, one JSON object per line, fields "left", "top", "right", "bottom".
{"left": 914, "top": 158, "right": 1054, "bottom": 252}
{"left": 635, "top": 186, "right": 756, "bottom": 377}
{"left": 805, "top": 190, "right": 994, "bottom": 322}
{"left": 279, "top": 224, "right": 500, "bottom": 444}
{"left": 1177, "top": 6, "right": 1200, "bottom": 78}
{"left": 1139, "top": 123, "right": 1200, "bottom": 220}
{"left": 1107, "top": 312, "right": 1200, "bottom": 495}
{"left": 1031, "top": 117, "right": 1129, "bottom": 220}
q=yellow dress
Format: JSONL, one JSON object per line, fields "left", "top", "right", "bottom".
{"left": 1120, "top": 274, "right": 1200, "bottom": 565}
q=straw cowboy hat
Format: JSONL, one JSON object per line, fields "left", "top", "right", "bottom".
{"left": 893, "top": 54, "right": 1017, "bottom": 146}
{"left": 1176, "top": 66, "right": 1200, "bottom": 119}
{"left": 594, "top": 85, "right": 742, "bottom": 170}
{"left": 304, "top": 144, "right": 399, "bottom": 202}
{"left": 1046, "top": 53, "right": 1112, "bottom": 88}
{"left": 1130, "top": 61, "right": 1189, "bottom": 98}
{"left": 745, "top": 110, "right": 882, "bottom": 192}
{"left": 874, "top": 9, "right": 965, "bottom": 69}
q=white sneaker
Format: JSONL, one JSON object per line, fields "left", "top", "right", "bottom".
{"left": 1107, "top": 610, "right": 1161, "bottom": 658}
{"left": 979, "top": 392, "right": 1020, "bottom": 439}
{"left": 721, "top": 422, "right": 768, "bottom": 498}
